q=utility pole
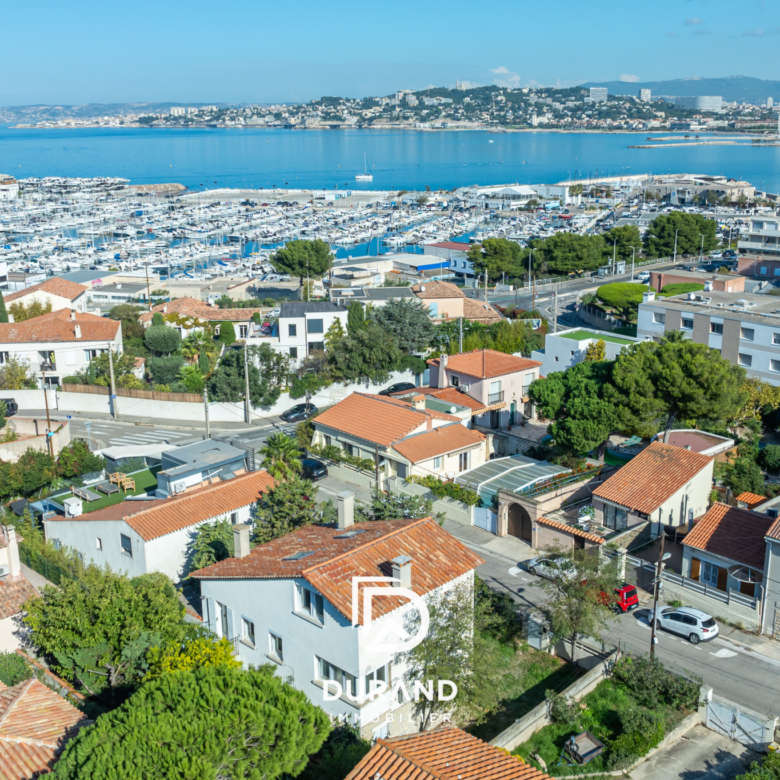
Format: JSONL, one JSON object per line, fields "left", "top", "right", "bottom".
{"left": 203, "top": 387, "right": 211, "bottom": 439}
{"left": 40, "top": 370, "right": 54, "bottom": 459}
{"left": 458, "top": 317, "right": 463, "bottom": 353}
{"left": 144, "top": 262, "right": 152, "bottom": 311}
{"left": 612, "top": 238, "right": 616, "bottom": 274}
{"left": 631, "top": 247, "right": 636, "bottom": 282}
{"left": 107, "top": 345, "right": 118, "bottom": 421}
{"left": 483, "top": 270, "right": 488, "bottom": 303}
{"left": 552, "top": 291, "right": 558, "bottom": 333}
{"left": 699, "top": 233, "right": 705, "bottom": 264}
{"left": 243, "top": 345, "right": 251, "bottom": 424}
{"left": 673, "top": 229, "right": 678, "bottom": 264}
{"left": 649, "top": 533, "right": 670, "bottom": 661}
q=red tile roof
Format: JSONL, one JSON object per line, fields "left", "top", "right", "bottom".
{"left": 139, "top": 297, "right": 261, "bottom": 323}
{"left": 394, "top": 386, "right": 489, "bottom": 414}
{"left": 4, "top": 278, "right": 88, "bottom": 304}
{"left": 0, "top": 678, "right": 91, "bottom": 779}
{"left": 736, "top": 492, "right": 767, "bottom": 509}
{"left": 428, "top": 349, "right": 541, "bottom": 380}
{"left": 192, "top": 518, "right": 484, "bottom": 625}
{"left": 393, "top": 424, "right": 485, "bottom": 464}
{"left": 537, "top": 516, "right": 605, "bottom": 545}
{"left": 0, "top": 310, "right": 120, "bottom": 344}
{"left": 463, "top": 298, "right": 504, "bottom": 323}
{"left": 0, "top": 576, "right": 38, "bottom": 621}
{"left": 593, "top": 442, "right": 713, "bottom": 516}
{"left": 346, "top": 726, "right": 550, "bottom": 780}
{"left": 314, "top": 393, "right": 459, "bottom": 447}
{"left": 46, "top": 470, "right": 276, "bottom": 541}
{"left": 684, "top": 503, "right": 773, "bottom": 571}
{"left": 411, "top": 280, "right": 464, "bottom": 299}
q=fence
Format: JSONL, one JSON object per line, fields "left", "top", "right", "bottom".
{"left": 705, "top": 692, "right": 777, "bottom": 750}
{"left": 19, "top": 545, "right": 78, "bottom": 586}
{"left": 519, "top": 466, "right": 604, "bottom": 499}
{"left": 61, "top": 383, "right": 202, "bottom": 404}
{"left": 662, "top": 570, "right": 758, "bottom": 609}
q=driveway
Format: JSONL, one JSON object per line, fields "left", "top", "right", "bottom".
{"left": 630, "top": 724, "right": 760, "bottom": 780}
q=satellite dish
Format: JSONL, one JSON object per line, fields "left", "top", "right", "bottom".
{"left": 450, "top": 406, "right": 457, "bottom": 413}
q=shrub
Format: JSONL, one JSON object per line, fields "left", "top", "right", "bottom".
{"left": 218, "top": 322, "right": 236, "bottom": 345}
{"left": 612, "top": 656, "right": 700, "bottom": 711}
{"left": 0, "top": 652, "right": 32, "bottom": 686}
{"left": 546, "top": 690, "right": 579, "bottom": 724}
{"left": 148, "top": 355, "right": 185, "bottom": 386}
{"left": 760, "top": 445, "right": 780, "bottom": 474}
{"left": 407, "top": 474, "right": 480, "bottom": 505}
{"left": 151, "top": 312, "right": 164, "bottom": 326}
{"left": 144, "top": 325, "right": 181, "bottom": 355}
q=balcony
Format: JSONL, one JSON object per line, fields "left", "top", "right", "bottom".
{"left": 488, "top": 391, "right": 504, "bottom": 404}
{"left": 40, "top": 361, "right": 57, "bottom": 372}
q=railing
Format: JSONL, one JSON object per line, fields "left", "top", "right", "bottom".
{"left": 488, "top": 391, "right": 504, "bottom": 404}
{"left": 662, "top": 571, "right": 758, "bottom": 609}
{"left": 516, "top": 466, "right": 604, "bottom": 499}
{"left": 227, "top": 636, "right": 241, "bottom": 656}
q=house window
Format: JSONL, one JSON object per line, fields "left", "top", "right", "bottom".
{"left": 96, "top": 537, "right": 102, "bottom": 551}
{"left": 289, "top": 347, "right": 298, "bottom": 359}
{"left": 316, "top": 657, "right": 357, "bottom": 697}
{"left": 296, "top": 583, "right": 324, "bottom": 624}
{"left": 554, "top": 356, "right": 559, "bottom": 362}
{"left": 603, "top": 504, "right": 628, "bottom": 531}
{"left": 772, "top": 360, "right": 780, "bottom": 373}
{"left": 308, "top": 318, "right": 324, "bottom": 334}
{"left": 324, "top": 435, "right": 332, "bottom": 447}
{"left": 288, "top": 324, "right": 297, "bottom": 337}
{"left": 364, "top": 664, "right": 390, "bottom": 698}
{"left": 741, "top": 327, "right": 755, "bottom": 341}
{"left": 701, "top": 561, "right": 719, "bottom": 587}
{"left": 761, "top": 267, "right": 768, "bottom": 275}
{"left": 710, "top": 322, "right": 723, "bottom": 335}
{"left": 0, "top": 352, "right": 8, "bottom": 365}
{"left": 308, "top": 341, "right": 324, "bottom": 353}
{"left": 774, "top": 333, "right": 780, "bottom": 346}
{"left": 450, "top": 375, "right": 459, "bottom": 387}
{"left": 241, "top": 618, "right": 256, "bottom": 648}
{"left": 84, "top": 348, "right": 100, "bottom": 362}
{"left": 51, "top": 538, "right": 61, "bottom": 551}
{"left": 120, "top": 533, "right": 132, "bottom": 557}
{"left": 433, "top": 456, "right": 443, "bottom": 469}
{"left": 230, "top": 512, "right": 238, "bottom": 524}
{"left": 653, "top": 312, "right": 665, "bottom": 324}
{"left": 459, "top": 451, "right": 469, "bottom": 472}
{"left": 268, "top": 631, "right": 282, "bottom": 660}
{"left": 239, "top": 325, "right": 248, "bottom": 338}
{"left": 739, "top": 353, "right": 753, "bottom": 367}
{"left": 681, "top": 318, "right": 693, "bottom": 331}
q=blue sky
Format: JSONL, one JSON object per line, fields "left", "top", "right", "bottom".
{"left": 4, "top": 0, "right": 779, "bottom": 105}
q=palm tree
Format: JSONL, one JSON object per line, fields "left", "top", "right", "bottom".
{"left": 260, "top": 433, "right": 302, "bottom": 482}
{"left": 181, "top": 335, "right": 201, "bottom": 363}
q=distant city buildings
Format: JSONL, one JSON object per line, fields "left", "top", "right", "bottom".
{"left": 674, "top": 95, "right": 723, "bottom": 112}
{"left": 170, "top": 107, "right": 186, "bottom": 116}
{"left": 589, "top": 87, "right": 608, "bottom": 103}
{"left": 640, "top": 88, "right": 652, "bottom": 102}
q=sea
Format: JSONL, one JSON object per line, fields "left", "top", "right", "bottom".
{"left": 2, "top": 126, "right": 780, "bottom": 194}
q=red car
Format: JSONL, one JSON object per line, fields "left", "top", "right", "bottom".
{"left": 602, "top": 583, "right": 639, "bottom": 613}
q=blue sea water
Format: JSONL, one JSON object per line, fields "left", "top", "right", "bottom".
{"left": 1, "top": 125, "right": 780, "bottom": 193}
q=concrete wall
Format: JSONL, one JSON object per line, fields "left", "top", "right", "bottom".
{"left": 661, "top": 574, "right": 761, "bottom": 630}
{"left": 0, "top": 418, "right": 71, "bottom": 461}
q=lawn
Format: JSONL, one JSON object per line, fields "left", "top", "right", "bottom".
{"left": 559, "top": 330, "right": 633, "bottom": 346}
{"left": 49, "top": 468, "right": 160, "bottom": 514}
{"left": 467, "top": 637, "right": 580, "bottom": 743}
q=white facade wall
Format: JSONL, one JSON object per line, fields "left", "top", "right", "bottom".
{"left": 649, "top": 461, "right": 714, "bottom": 529}
{"left": 531, "top": 329, "right": 641, "bottom": 377}
{"left": 8, "top": 291, "right": 87, "bottom": 314}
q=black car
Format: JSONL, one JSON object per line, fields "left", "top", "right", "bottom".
{"left": 301, "top": 458, "right": 328, "bottom": 481}
{"left": 279, "top": 403, "right": 317, "bottom": 423}
{"left": 3, "top": 398, "right": 17, "bottom": 416}
{"left": 378, "top": 382, "right": 416, "bottom": 396}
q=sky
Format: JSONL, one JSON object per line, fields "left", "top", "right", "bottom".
{"left": 3, "top": 0, "right": 780, "bottom": 106}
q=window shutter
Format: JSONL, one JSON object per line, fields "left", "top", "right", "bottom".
{"left": 716, "top": 566, "right": 728, "bottom": 592}
{"left": 205, "top": 598, "right": 216, "bottom": 633}
{"left": 690, "top": 558, "right": 700, "bottom": 581}
{"left": 226, "top": 608, "right": 235, "bottom": 639}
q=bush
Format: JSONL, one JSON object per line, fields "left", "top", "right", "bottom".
{"left": 658, "top": 282, "right": 705, "bottom": 298}
{"left": 407, "top": 474, "right": 479, "bottom": 505}
{"left": 218, "top": 322, "right": 236, "bottom": 345}
{"left": 148, "top": 355, "right": 185, "bottom": 386}
{"left": 0, "top": 652, "right": 32, "bottom": 686}
{"left": 546, "top": 690, "right": 579, "bottom": 724}
{"left": 310, "top": 443, "right": 375, "bottom": 472}
{"left": 612, "top": 656, "right": 700, "bottom": 711}
{"left": 760, "top": 445, "right": 780, "bottom": 474}
{"left": 144, "top": 325, "right": 181, "bottom": 355}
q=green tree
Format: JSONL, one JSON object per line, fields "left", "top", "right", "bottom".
{"left": 0, "top": 355, "right": 38, "bottom": 390}
{"left": 144, "top": 325, "right": 181, "bottom": 355}
{"left": 643, "top": 212, "right": 718, "bottom": 258}
{"left": 151, "top": 312, "right": 165, "bottom": 326}
{"left": 371, "top": 297, "right": 435, "bottom": 353}
{"left": 538, "top": 546, "right": 621, "bottom": 663}
{"left": 603, "top": 224, "right": 642, "bottom": 261}
{"left": 188, "top": 517, "right": 235, "bottom": 574}
{"left": 467, "top": 238, "right": 527, "bottom": 282}
{"left": 253, "top": 477, "right": 320, "bottom": 544}
{"left": 8, "top": 299, "right": 53, "bottom": 322}
{"left": 208, "top": 345, "right": 289, "bottom": 408}
{"left": 56, "top": 440, "right": 106, "bottom": 478}
{"left": 530, "top": 233, "right": 607, "bottom": 275}
{"left": 585, "top": 339, "right": 607, "bottom": 362}
{"left": 148, "top": 355, "right": 185, "bottom": 386}
{"left": 324, "top": 317, "right": 345, "bottom": 350}
{"left": 357, "top": 487, "right": 434, "bottom": 522}
{"left": 144, "top": 635, "right": 240, "bottom": 681}
{"left": 0, "top": 652, "right": 32, "bottom": 686}
{"left": 596, "top": 282, "right": 649, "bottom": 321}
{"left": 50, "top": 666, "right": 330, "bottom": 780}
{"left": 198, "top": 347, "right": 211, "bottom": 375}
{"left": 271, "top": 238, "right": 333, "bottom": 282}
{"left": 299, "top": 724, "right": 371, "bottom": 780}
{"left": 328, "top": 322, "right": 403, "bottom": 383}
{"left": 346, "top": 301, "right": 365, "bottom": 335}
{"left": 260, "top": 432, "right": 302, "bottom": 482}
{"left": 218, "top": 321, "right": 236, "bottom": 345}
{"left": 24, "top": 568, "right": 187, "bottom": 695}
{"left": 0, "top": 294, "right": 8, "bottom": 324}
{"left": 730, "top": 747, "right": 780, "bottom": 780}
{"left": 726, "top": 457, "right": 765, "bottom": 496}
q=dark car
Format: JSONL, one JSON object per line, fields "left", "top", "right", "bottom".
{"left": 3, "top": 399, "right": 17, "bottom": 416}
{"left": 279, "top": 403, "right": 317, "bottom": 423}
{"left": 301, "top": 458, "right": 328, "bottom": 481}
{"left": 378, "top": 382, "right": 416, "bottom": 396}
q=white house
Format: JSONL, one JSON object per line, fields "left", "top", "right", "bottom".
{"left": 3, "top": 277, "right": 88, "bottom": 315}
{"left": 0, "top": 309, "right": 122, "bottom": 388}
{"left": 44, "top": 470, "right": 276, "bottom": 583}
{"left": 275, "top": 302, "right": 348, "bottom": 364}
{"left": 0, "top": 176, "right": 19, "bottom": 201}
{"left": 191, "top": 498, "right": 484, "bottom": 740}
{"left": 139, "top": 297, "right": 262, "bottom": 340}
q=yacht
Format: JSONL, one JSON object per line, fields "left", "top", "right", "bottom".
{"left": 355, "top": 154, "right": 373, "bottom": 182}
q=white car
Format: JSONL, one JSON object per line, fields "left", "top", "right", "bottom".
{"left": 652, "top": 606, "right": 718, "bottom": 644}
{"left": 269, "top": 308, "right": 281, "bottom": 318}
{"left": 636, "top": 271, "right": 650, "bottom": 282}
{"left": 526, "top": 554, "right": 575, "bottom": 582}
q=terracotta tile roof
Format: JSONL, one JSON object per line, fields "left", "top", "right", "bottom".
{"left": 192, "top": 518, "right": 484, "bottom": 625}
{"left": 0, "top": 678, "right": 91, "bottom": 779}
{"left": 411, "top": 280, "right": 464, "bottom": 299}
{"left": 46, "top": 470, "right": 276, "bottom": 542}
{"left": 314, "top": 393, "right": 459, "bottom": 447}
{"left": 593, "top": 442, "right": 713, "bottom": 516}
{"left": 346, "top": 726, "right": 550, "bottom": 780}
{"left": 4, "top": 278, "right": 88, "bottom": 304}
{"left": 684, "top": 503, "right": 773, "bottom": 571}
{"left": 393, "top": 424, "right": 485, "bottom": 464}
{"left": 0, "top": 576, "right": 38, "bottom": 621}
{"left": 395, "top": 386, "right": 489, "bottom": 414}
{"left": 736, "top": 492, "right": 767, "bottom": 509}
{"left": 463, "top": 297, "right": 504, "bottom": 323}
{"left": 428, "top": 349, "right": 542, "bottom": 380}
{"left": 139, "top": 297, "right": 260, "bottom": 323}
{"left": 537, "top": 516, "right": 605, "bottom": 545}
{"left": 0, "top": 309, "right": 120, "bottom": 345}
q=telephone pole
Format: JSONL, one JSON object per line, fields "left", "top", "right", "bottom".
{"left": 203, "top": 387, "right": 211, "bottom": 439}
{"left": 553, "top": 291, "right": 558, "bottom": 333}
{"left": 107, "top": 345, "right": 119, "bottom": 421}
{"left": 144, "top": 262, "right": 152, "bottom": 312}
{"left": 243, "top": 345, "right": 251, "bottom": 424}
{"left": 649, "top": 533, "right": 670, "bottom": 660}
{"left": 40, "top": 370, "right": 54, "bottom": 459}
{"left": 458, "top": 317, "right": 463, "bottom": 353}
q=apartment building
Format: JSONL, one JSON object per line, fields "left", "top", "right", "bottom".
{"left": 737, "top": 217, "right": 780, "bottom": 277}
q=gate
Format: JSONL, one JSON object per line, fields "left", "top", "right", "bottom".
{"left": 705, "top": 695, "right": 777, "bottom": 749}
{"left": 474, "top": 507, "right": 497, "bottom": 534}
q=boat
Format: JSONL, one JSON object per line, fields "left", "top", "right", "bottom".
{"left": 355, "top": 153, "right": 373, "bottom": 182}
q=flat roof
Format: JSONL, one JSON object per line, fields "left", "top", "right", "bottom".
{"left": 651, "top": 269, "right": 736, "bottom": 283}
{"left": 456, "top": 454, "right": 568, "bottom": 501}
{"left": 641, "top": 290, "right": 780, "bottom": 327}
{"left": 558, "top": 330, "right": 633, "bottom": 346}
{"left": 161, "top": 439, "right": 246, "bottom": 476}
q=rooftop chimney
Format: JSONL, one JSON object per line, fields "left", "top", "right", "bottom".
{"left": 391, "top": 555, "right": 412, "bottom": 589}
{"left": 70, "top": 310, "right": 76, "bottom": 321}
{"left": 338, "top": 491, "right": 355, "bottom": 530}
{"left": 4, "top": 527, "right": 20, "bottom": 580}
{"left": 437, "top": 354, "right": 448, "bottom": 389}
{"left": 233, "top": 523, "right": 251, "bottom": 558}
{"left": 163, "top": 304, "right": 168, "bottom": 313}
{"left": 642, "top": 291, "right": 656, "bottom": 303}
{"left": 6, "top": 315, "right": 13, "bottom": 324}
{"left": 412, "top": 394, "right": 426, "bottom": 411}
{"left": 74, "top": 324, "right": 82, "bottom": 339}
{"left": 684, "top": 444, "right": 691, "bottom": 450}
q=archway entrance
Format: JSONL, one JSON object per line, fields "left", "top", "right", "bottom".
{"left": 507, "top": 503, "right": 533, "bottom": 543}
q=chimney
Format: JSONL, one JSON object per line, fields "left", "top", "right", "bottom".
{"left": 437, "top": 354, "right": 448, "bottom": 389}
{"left": 163, "top": 304, "right": 168, "bottom": 313}
{"left": 5, "top": 527, "right": 20, "bottom": 580}
{"left": 74, "top": 324, "right": 82, "bottom": 339}
{"left": 338, "top": 491, "right": 355, "bottom": 530}
{"left": 412, "top": 394, "right": 426, "bottom": 411}
{"left": 642, "top": 291, "right": 656, "bottom": 303}
{"left": 684, "top": 444, "right": 691, "bottom": 450}
{"left": 6, "top": 315, "right": 13, "bottom": 323}
{"left": 233, "top": 523, "right": 251, "bottom": 558}
{"left": 391, "top": 555, "right": 412, "bottom": 589}
{"left": 70, "top": 310, "right": 76, "bottom": 321}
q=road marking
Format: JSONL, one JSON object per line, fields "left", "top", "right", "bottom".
{"left": 508, "top": 566, "right": 520, "bottom": 577}
{"left": 710, "top": 648, "right": 737, "bottom": 658}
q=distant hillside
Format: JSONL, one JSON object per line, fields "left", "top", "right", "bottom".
{"left": 0, "top": 102, "right": 223, "bottom": 123}
{"left": 580, "top": 76, "right": 780, "bottom": 104}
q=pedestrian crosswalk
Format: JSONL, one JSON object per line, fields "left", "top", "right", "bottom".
{"left": 86, "top": 428, "right": 194, "bottom": 447}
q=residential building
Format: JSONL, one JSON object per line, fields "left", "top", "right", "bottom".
{"left": 589, "top": 87, "right": 608, "bottom": 103}
{"left": 0, "top": 526, "right": 39, "bottom": 653}
{"left": 531, "top": 327, "right": 642, "bottom": 378}
{"left": 3, "top": 277, "right": 88, "bottom": 315}
{"left": 761, "top": 511, "right": 780, "bottom": 637}
{"left": 737, "top": 217, "right": 780, "bottom": 263}
{"left": 0, "top": 309, "right": 122, "bottom": 388}
{"left": 312, "top": 392, "right": 488, "bottom": 479}
{"left": 329, "top": 287, "right": 415, "bottom": 308}
{"left": 427, "top": 349, "right": 543, "bottom": 427}
{"left": 648, "top": 270, "right": 744, "bottom": 294}
{"left": 86, "top": 281, "right": 149, "bottom": 307}
{"left": 422, "top": 242, "right": 475, "bottom": 277}
{"left": 637, "top": 290, "right": 780, "bottom": 385}
{"left": 139, "top": 297, "right": 262, "bottom": 340}
{"left": 191, "top": 512, "right": 483, "bottom": 740}
{"left": 643, "top": 175, "right": 754, "bottom": 205}
{"left": 346, "top": 726, "right": 551, "bottom": 780}
{"left": 275, "top": 302, "right": 348, "bottom": 363}
{"left": 592, "top": 441, "right": 714, "bottom": 533}
{"left": 410, "top": 280, "right": 503, "bottom": 324}
{"left": 0, "top": 175, "right": 19, "bottom": 201}
{"left": 674, "top": 95, "right": 723, "bottom": 112}
{"left": 44, "top": 470, "right": 275, "bottom": 583}
{"left": 640, "top": 89, "right": 652, "bottom": 102}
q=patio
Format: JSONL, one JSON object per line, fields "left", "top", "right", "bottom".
{"left": 544, "top": 500, "right": 631, "bottom": 543}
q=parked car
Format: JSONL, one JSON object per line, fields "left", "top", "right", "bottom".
{"left": 269, "top": 308, "right": 281, "bottom": 318}
{"left": 652, "top": 606, "right": 718, "bottom": 644}
{"left": 636, "top": 271, "right": 650, "bottom": 282}
{"left": 279, "top": 403, "right": 317, "bottom": 423}
{"left": 600, "top": 583, "right": 639, "bottom": 613}
{"left": 526, "top": 554, "right": 575, "bottom": 581}
{"left": 378, "top": 382, "right": 416, "bottom": 396}
{"left": 3, "top": 399, "right": 17, "bottom": 416}
{"left": 301, "top": 458, "right": 328, "bottom": 481}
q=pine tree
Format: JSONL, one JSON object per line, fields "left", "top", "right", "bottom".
{"left": 324, "top": 317, "right": 345, "bottom": 350}
{"left": 198, "top": 349, "right": 210, "bottom": 375}
{"left": 346, "top": 302, "right": 365, "bottom": 336}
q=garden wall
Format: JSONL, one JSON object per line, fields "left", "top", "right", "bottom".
{"left": 0, "top": 418, "right": 71, "bottom": 461}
